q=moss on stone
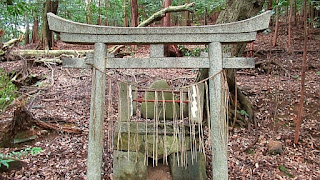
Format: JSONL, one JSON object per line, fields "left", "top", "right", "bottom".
{"left": 114, "top": 132, "right": 192, "bottom": 160}
{"left": 141, "top": 80, "right": 180, "bottom": 120}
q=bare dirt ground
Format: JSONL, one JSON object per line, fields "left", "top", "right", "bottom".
{"left": 0, "top": 23, "right": 319, "bottom": 179}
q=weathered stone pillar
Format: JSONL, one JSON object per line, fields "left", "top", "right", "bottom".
{"left": 208, "top": 42, "right": 228, "bottom": 180}
{"left": 87, "top": 43, "right": 106, "bottom": 180}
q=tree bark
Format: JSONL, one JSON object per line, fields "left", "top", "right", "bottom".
{"left": 310, "top": 1, "right": 315, "bottom": 28}
{"left": 288, "top": 0, "right": 294, "bottom": 52}
{"left": 123, "top": 0, "right": 128, "bottom": 27}
{"left": 105, "top": 0, "right": 109, "bottom": 26}
{"left": 268, "top": 0, "right": 273, "bottom": 10}
{"left": 163, "top": 0, "right": 172, "bottom": 27}
{"left": 39, "top": 0, "right": 59, "bottom": 50}
{"left": 198, "top": 0, "right": 265, "bottom": 127}
{"left": 32, "top": 17, "right": 39, "bottom": 43}
{"left": 97, "top": 0, "right": 102, "bottom": 25}
{"left": 183, "top": 0, "right": 190, "bottom": 26}
{"left": 86, "top": 0, "right": 91, "bottom": 24}
{"left": 163, "top": 0, "right": 172, "bottom": 57}
{"left": 25, "top": 16, "right": 30, "bottom": 45}
{"left": 130, "top": 0, "right": 138, "bottom": 27}
{"left": 294, "top": 0, "right": 297, "bottom": 25}
{"left": 294, "top": 0, "right": 308, "bottom": 144}
{"left": 273, "top": 0, "right": 279, "bottom": 47}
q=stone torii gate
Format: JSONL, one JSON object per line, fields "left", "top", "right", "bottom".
{"left": 47, "top": 11, "right": 270, "bottom": 180}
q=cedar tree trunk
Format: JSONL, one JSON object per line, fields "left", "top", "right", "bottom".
{"left": 39, "top": 0, "right": 59, "bottom": 50}
{"left": 131, "top": 0, "right": 138, "bottom": 27}
{"left": 32, "top": 17, "right": 39, "bottom": 43}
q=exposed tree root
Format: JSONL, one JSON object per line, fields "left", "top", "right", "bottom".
{"left": 0, "top": 99, "right": 82, "bottom": 147}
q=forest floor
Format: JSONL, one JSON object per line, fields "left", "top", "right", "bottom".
{"left": 0, "top": 23, "right": 319, "bottom": 179}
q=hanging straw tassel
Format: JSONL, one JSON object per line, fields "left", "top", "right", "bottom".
{"left": 106, "top": 79, "right": 113, "bottom": 152}
{"left": 192, "top": 86, "right": 198, "bottom": 163}
{"left": 116, "top": 82, "right": 122, "bottom": 165}
{"left": 205, "top": 81, "right": 213, "bottom": 155}
{"left": 222, "top": 72, "right": 229, "bottom": 149}
{"left": 154, "top": 91, "right": 159, "bottom": 166}
{"left": 126, "top": 85, "right": 132, "bottom": 160}
{"left": 187, "top": 87, "right": 194, "bottom": 165}
{"left": 162, "top": 91, "right": 168, "bottom": 165}
{"left": 134, "top": 88, "right": 139, "bottom": 163}
{"left": 196, "top": 84, "right": 206, "bottom": 157}
{"left": 144, "top": 90, "right": 149, "bottom": 166}
{"left": 180, "top": 89, "right": 187, "bottom": 167}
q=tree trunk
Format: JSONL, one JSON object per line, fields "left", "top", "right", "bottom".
{"left": 163, "top": 0, "right": 172, "bottom": 27}
{"left": 268, "top": 0, "right": 273, "bottom": 10}
{"left": 294, "top": 0, "right": 308, "bottom": 144}
{"left": 25, "top": 16, "right": 30, "bottom": 45}
{"left": 288, "top": 0, "right": 294, "bottom": 52}
{"left": 39, "top": 0, "right": 59, "bottom": 50}
{"left": 32, "top": 17, "right": 39, "bottom": 43}
{"left": 273, "top": 0, "right": 279, "bottom": 47}
{"left": 97, "top": 0, "right": 102, "bottom": 25}
{"left": 86, "top": 0, "right": 91, "bottom": 24}
{"left": 105, "top": 0, "right": 109, "bottom": 26}
{"left": 130, "top": 0, "right": 138, "bottom": 27}
{"left": 198, "top": 0, "right": 265, "bottom": 127}
{"left": 183, "top": 0, "right": 190, "bottom": 26}
{"left": 163, "top": 0, "right": 172, "bottom": 57}
{"left": 204, "top": 7, "right": 208, "bottom": 25}
{"left": 294, "top": 0, "right": 297, "bottom": 25}
{"left": 310, "top": 1, "right": 314, "bottom": 28}
{"left": 123, "top": 0, "right": 128, "bottom": 27}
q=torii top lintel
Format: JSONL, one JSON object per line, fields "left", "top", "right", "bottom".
{"left": 47, "top": 11, "right": 271, "bottom": 44}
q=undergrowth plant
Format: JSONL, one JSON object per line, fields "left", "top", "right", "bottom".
{"left": 0, "top": 68, "right": 17, "bottom": 112}
{"left": 178, "top": 45, "right": 204, "bottom": 57}
{"left": 0, "top": 147, "right": 42, "bottom": 168}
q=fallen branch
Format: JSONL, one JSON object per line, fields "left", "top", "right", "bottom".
{"left": 13, "top": 49, "right": 93, "bottom": 58}
{"left": 33, "top": 118, "right": 82, "bottom": 134}
{"left": 2, "top": 35, "right": 24, "bottom": 50}
{"left": 1, "top": 35, "right": 23, "bottom": 57}
{"left": 138, "top": 2, "right": 195, "bottom": 27}
{"left": 108, "top": 45, "right": 124, "bottom": 54}
{"left": 34, "top": 58, "right": 62, "bottom": 65}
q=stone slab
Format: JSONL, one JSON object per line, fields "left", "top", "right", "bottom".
{"left": 113, "top": 151, "right": 147, "bottom": 180}
{"left": 169, "top": 151, "right": 207, "bottom": 180}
